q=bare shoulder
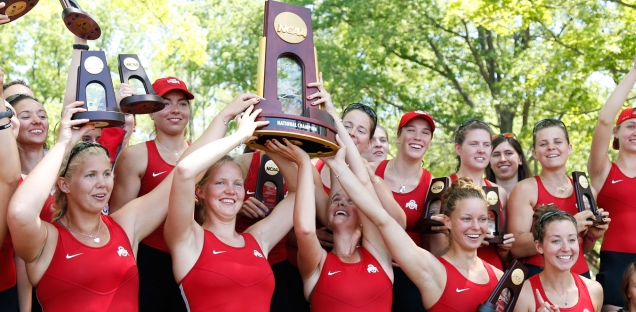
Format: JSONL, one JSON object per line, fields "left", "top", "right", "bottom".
{"left": 509, "top": 177, "right": 538, "bottom": 208}
{"left": 581, "top": 275, "right": 604, "bottom": 301}
{"left": 513, "top": 280, "right": 535, "bottom": 312}
{"left": 115, "top": 142, "right": 148, "bottom": 175}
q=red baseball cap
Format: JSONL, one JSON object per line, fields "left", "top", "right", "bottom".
{"left": 151, "top": 77, "right": 194, "bottom": 100}
{"left": 398, "top": 110, "right": 436, "bottom": 133}
{"left": 616, "top": 107, "right": 636, "bottom": 126}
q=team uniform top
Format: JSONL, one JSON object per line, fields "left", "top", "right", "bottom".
{"left": 524, "top": 176, "right": 589, "bottom": 274}
{"left": 314, "top": 159, "right": 331, "bottom": 194}
{"left": 309, "top": 247, "right": 392, "bottom": 312}
{"left": 36, "top": 215, "right": 138, "bottom": 312}
{"left": 235, "top": 150, "right": 287, "bottom": 265}
{"left": 529, "top": 273, "right": 594, "bottom": 311}
{"left": 449, "top": 174, "right": 503, "bottom": 270}
{"left": 428, "top": 257, "right": 498, "bottom": 311}
{"left": 138, "top": 140, "right": 176, "bottom": 253}
{"left": 376, "top": 160, "right": 431, "bottom": 247}
{"left": 597, "top": 162, "right": 636, "bottom": 253}
{"left": 179, "top": 231, "right": 274, "bottom": 312}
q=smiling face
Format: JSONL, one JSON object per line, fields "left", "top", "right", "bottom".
{"left": 197, "top": 162, "right": 246, "bottom": 222}
{"left": 455, "top": 129, "right": 492, "bottom": 171}
{"left": 532, "top": 126, "right": 572, "bottom": 170}
{"left": 327, "top": 189, "right": 360, "bottom": 231}
{"left": 362, "top": 126, "right": 389, "bottom": 162}
{"left": 444, "top": 197, "right": 488, "bottom": 250}
{"left": 615, "top": 119, "right": 636, "bottom": 153}
{"left": 150, "top": 90, "right": 190, "bottom": 136}
{"left": 15, "top": 98, "right": 48, "bottom": 147}
{"left": 397, "top": 118, "right": 433, "bottom": 160}
{"left": 62, "top": 154, "right": 113, "bottom": 214}
{"left": 490, "top": 141, "right": 521, "bottom": 181}
{"left": 535, "top": 220, "right": 579, "bottom": 271}
{"left": 342, "top": 109, "right": 373, "bottom": 154}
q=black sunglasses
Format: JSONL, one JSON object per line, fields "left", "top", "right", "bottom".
{"left": 533, "top": 118, "right": 566, "bottom": 135}
{"left": 61, "top": 142, "right": 110, "bottom": 177}
{"left": 457, "top": 118, "right": 489, "bottom": 130}
{"left": 342, "top": 103, "right": 377, "bottom": 123}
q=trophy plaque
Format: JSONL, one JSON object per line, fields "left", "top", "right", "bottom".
{"left": 0, "top": 0, "right": 38, "bottom": 22}
{"left": 254, "top": 153, "right": 285, "bottom": 216}
{"left": 117, "top": 54, "right": 164, "bottom": 114}
{"left": 483, "top": 186, "right": 505, "bottom": 244}
{"left": 74, "top": 51, "right": 125, "bottom": 128}
{"left": 414, "top": 177, "right": 450, "bottom": 234}
{"left": 60, "top": 0, "right": 101, "bottom": 40}
{"left": 246, "top": 0, "right": 338, "bottom": 157}
{"left": 476, "top": 260, "right": 527, "bottom": 312}
{"left": 572, "top": 171, "right": 604, "bottom": 223}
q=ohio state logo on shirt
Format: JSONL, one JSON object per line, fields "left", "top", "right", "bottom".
{"left": 405, "top": 200, "right": 418, "bottom": 210}
{"left": 253, "top": 250, "right": 264, "bottom": 258}
{"left": 366, "top": 264, "right": 379, "bottom": 273}
{"left": 117, "top": 246, "right": 129, "bottom": 257}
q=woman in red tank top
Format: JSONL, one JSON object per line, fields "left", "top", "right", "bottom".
{"left": 486, "top": 134, "right": 531, "bottom": 197}
{"left": 515, "top": 205, "right": 603, "bottom": 311}
{"left": 362, "top": 124, "right": 389, "bottom": 163}
{"left": 587, "top": 57, "right": 636, "bottom": 310}
{"left": 450, "top": 119, "right": 514, "bottom": 270}
{"left": 508, "top": 119, "right": 610, "bottom": 278}
{"left": 326, "top": 137, "right": 506, "bottom": 312}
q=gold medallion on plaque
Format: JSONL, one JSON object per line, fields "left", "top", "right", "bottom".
{"left": 578, "top": 175, "right": 589, "bottom": 189}
{"left": 6, "top": 1, "right": 26, "bottom": 16}
{"left": 511, "top": 268, "right": 524, "bottom": 285}
{"left": 431, "top": 180, "right": 445, "bottom": 194}
{"left": 274, "top": 12, "right": 307, "bottom": 44}
{"left": 486, "top": 191, "right": 499, "bottom": 206}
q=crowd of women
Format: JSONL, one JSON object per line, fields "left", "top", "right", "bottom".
{"left": 1, "top": 29, "right": 636, "bottom": 312}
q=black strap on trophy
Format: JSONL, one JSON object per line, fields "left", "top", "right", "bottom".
{"left": 483, "top": 186, "right": 505, "bottom": 244}
{"left": 254, "top": 153, "right": 285, "bottom": 216}
{"left": 117, "top": 54, "right": 164, "bottom": 114}
{"left": 477, "top": 260, "right": 528, "bottom": 312}
{"left": 572, "top": 171, "right": 604, "bottom": 223}
{"left": 414, "top": 177, "right": 450, "bottom": 234}
{"left": 0, "top": 0, "right": 38, "bottom": 22}
{"left": 74, "top": 51, "right": 125, "bottom": 128}
{"left": 60, "top": 0, "right": 101, "bottom": 40}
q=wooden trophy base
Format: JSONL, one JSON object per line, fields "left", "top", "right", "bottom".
{"left": 61, "top": 7, "right": 101, "bottom": 40}
{"left": 1, "top": 0, "right": 38, "bottom": 22}
{"left": 414, "top": 218, "right": 443, "bottom": 234}
{"left": 486, "top": 235, "right": 504, "bottom": 244}
{"left": 120, "top": 94, "right": 164, "bottom": 114}
{"left": 73, "top": 111, "right": 125, "bottom": 128}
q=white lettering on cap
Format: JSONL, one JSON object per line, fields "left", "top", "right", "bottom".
{"left": 167, "top": 78, "right": 180, "bottom": 84}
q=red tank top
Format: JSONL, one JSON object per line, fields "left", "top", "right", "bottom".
{"left": 138, "top": 140, "right": 175, "bottom": 252}
{"left": 179, "top": 231, "right": 274, "bottom": 312}
{"left": 524, "top": 176, "right": 588, "bottom": 274}
{"left": 598, "top": 162, "right": 636, "bottom": 253}
{"left": 449, "top": 174, "right": 503, "bottom": 270}
{"left": 428, "top": 257, "right": 498, "bottom": 311}
{"left": 315, "top": 159, "right": 331, "bottom": 194}
{"left": 236, "top": 151, "right": 287, "bottom": 265}
{"left": 37, "top": 215, "right": 138, "bottom": 311}
{"left": 310, "top": 247, "right": 392, "bottom": 312}
{"left": 0, "top": 178, "right": 55, "bottom": 291}
{"left": 376, "top": 160, "right": 431, "bottom": 247}
{"left": 529, "top": 273, "right": 594, "bottom": 311}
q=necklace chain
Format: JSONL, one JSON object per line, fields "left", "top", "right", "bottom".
{"left": 545, "top": 276, "right": 570, "bottom": 306}
{"left": 539, "top": 175, "right": 569, "bottom": 195}
{"left": 65, "top": 216, "right": 102, "bottom": 244}
{"left": 392, "top": 160, "right": 421, "bottom": 193}
{"left": 155, "top": 138, "right": 187, "bottom": 162}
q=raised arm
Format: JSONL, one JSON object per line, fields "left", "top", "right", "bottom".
{"left": 322, "top": 138, "right": 445, "bottom": 293}
{"left": 8, "top": 102, "right": 93, "bottom": 262}
{"left": 164, "top": 106, "right": 267, "bottom": 253}
{"left": 508, "top": 179, "right": 540, "bottom": 258}
{"left": 112, "top": 95, "right": 265, "bottom": 248}
{"left": 588, "top": 57, "right": 636, "bottom": 190}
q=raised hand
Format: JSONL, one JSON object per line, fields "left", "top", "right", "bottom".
{"left": 58, "top": 101, "right": 94, "bottom": 148}
{"left": 536, "top": 289, "right": 560, "bottom": 312}
{"left": 320, "top": 135, "right": 347, "bottom": 171}
{"left": 586, "top": 208, "right": 610, "bottom": 241}
{"left": 572, "top": 210, "right": 594, "bottom": 234}
{"left": 240, "top": 197, "right": 269, "bottom": 219}
{"left": 115, "top": 83, "right": 136, "bottom": 108}
{"left": 266, "top": 138, "right": 309, "bottom": 165}
{"left": 235, "top": 105, "right": 269, "bottom": 144}
{"left": 222, "top": 94, "right": 265, "bottom": 123}
{"left": 0, "top": 3, "right": 10, "bottom": 25}
{"left": 307, "top": 72, "right": 336, "bottom": 116}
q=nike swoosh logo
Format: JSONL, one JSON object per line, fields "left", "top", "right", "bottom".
{"left": 153, "top": 171, "right": 167, "bottom": 177}
{"left": 246, "top": 191, "right": 255, "bottom": 195}
{"left": 66, "top": 253, "right": 83, "bottom": 259}
{"left": 456, "top": 288, "right": 469, "bottom": 293}
{"left": 612, "top": 179, "right": 623, "bottom": 184}
{"left": 327, "top": 271, "right": 340, "bottom": 276}
{"left": 212, "top": 250, "right": 226, "bottom": 254}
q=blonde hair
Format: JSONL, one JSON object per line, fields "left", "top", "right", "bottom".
{"left": 440, "top": 177, "right": 486, "bottom": 217}
{"left": 194, "top": 155, "right": 247, "bottom": 224}
{"left": 52, "top": 146, "right": 110, "bottom": 222}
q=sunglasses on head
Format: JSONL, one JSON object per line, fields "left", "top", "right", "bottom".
{"left": 492, "top": 133, "right": 516, "bottom": 141}
{"left": 61, "top": 142, "right": 110, "bottom": 177}
{"left": 457, "top": 118, "right": 489, "bottom": 130}
{"left": 342, "top": 103, "right": 377, "bottom": 120}
{"left": 533, "top": 118, "right": 566, "bottom": 135}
